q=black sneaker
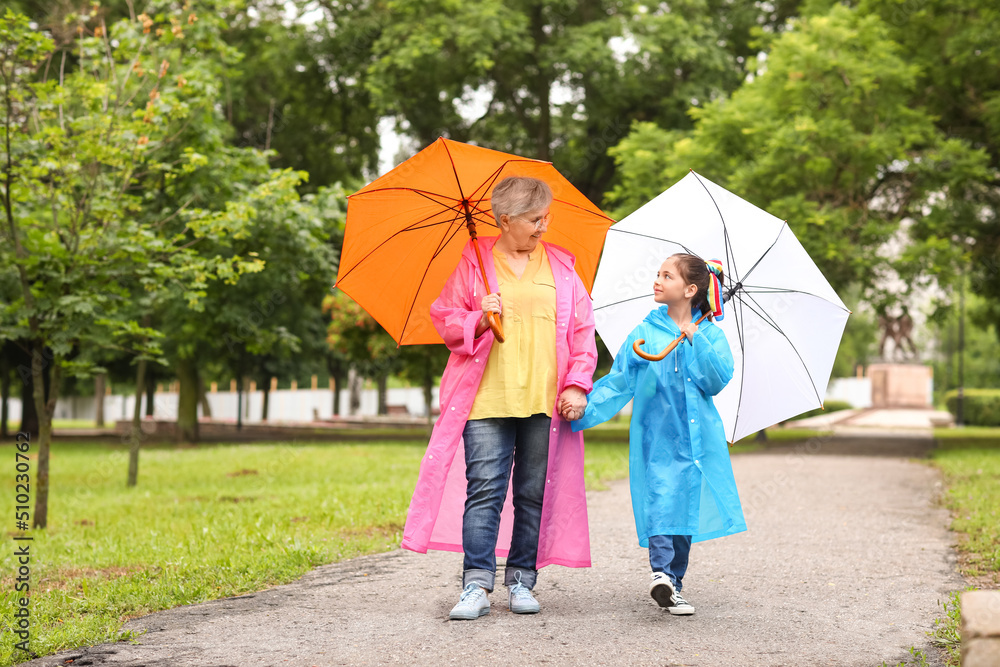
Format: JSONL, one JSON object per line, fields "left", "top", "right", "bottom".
{"left": 668, "top": 590, "right": 695, "bottom": 615}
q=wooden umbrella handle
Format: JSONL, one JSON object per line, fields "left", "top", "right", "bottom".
{"left": 633, "top": 312, "right": 710, "bottom": 361}
{"left": 470, "top": 237, "right": 505, "bottom": 343}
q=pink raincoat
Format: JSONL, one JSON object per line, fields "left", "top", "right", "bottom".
{"left": 401, "top": 236, "right": 598, "bottom": 569}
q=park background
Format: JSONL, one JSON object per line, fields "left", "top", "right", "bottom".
{"left": 1, "top": 0, "right": 999, "bottom": 665}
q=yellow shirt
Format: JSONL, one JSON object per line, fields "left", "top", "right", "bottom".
{"left": 468, "top": 244, "right": 559, "bottom": 419}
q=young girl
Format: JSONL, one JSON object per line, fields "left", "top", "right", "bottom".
{"left": 568, "top": 254, "right": 747, "bottom": 615}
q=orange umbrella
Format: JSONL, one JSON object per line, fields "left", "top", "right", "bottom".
{"left": 334, "top": 137, "right": 615, "bottom": 346}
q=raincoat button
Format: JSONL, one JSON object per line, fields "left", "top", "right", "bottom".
{"left": 695, "top": 459, "right": 699, "bottom": 464}
{"left": 429, "top": 454, "right": 434, "bottom": 459}
{"left": 546, "top": 479, "right": 551, "bottom": 483}
{"left": 475, "top": 358, "right": 480, "bottom": 363}
{"left": 451, "top": 407, "right": 455, "bottom": 411}
{"left": 687, "top": 378, "right": 691, "bottom": 382}
{"left": 690, "top": 418, "right": 695, "bottom": 423}
{"left": 552, "top": 427, "right": 557, "bottom": 432}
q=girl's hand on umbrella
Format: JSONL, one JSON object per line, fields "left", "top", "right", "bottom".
{"left": 680, "top": 322, "right": 699, "bottom": 342}
{"left": 481, "top": 293, "right": 502, "bottom": 315}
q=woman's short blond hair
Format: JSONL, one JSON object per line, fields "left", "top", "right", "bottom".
{"left": 490, "top": 176, "right": 553, "bottom": 223}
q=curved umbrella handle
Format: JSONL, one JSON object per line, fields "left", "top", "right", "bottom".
{"left": 470, "top": 235, "right": 505, "bottom": 343}
{"left": 632, "top": 312, "right": 710, "bottom": 361}
{"left": 487, "top": 311, "right": 505, "bottom": 343}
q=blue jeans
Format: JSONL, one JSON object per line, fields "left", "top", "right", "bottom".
{"left": 461, "top": 414, "right": 550, "bottom": 592}
{"left": 649, "top": 534, "right": 692, "bottom": 591}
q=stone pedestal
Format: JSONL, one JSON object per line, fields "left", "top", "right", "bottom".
{"left": 962, "top": 591, "right": 1000, "bottom": 667}
{"left": 867, "top": 363, "right": 932, "bottom": 408}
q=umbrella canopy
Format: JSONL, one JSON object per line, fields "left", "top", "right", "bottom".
{"left": 591, "top": 171, "right": 851, "bottom": 442}
{"left": 335, "top": 137, "right": 615, "bottom": 345}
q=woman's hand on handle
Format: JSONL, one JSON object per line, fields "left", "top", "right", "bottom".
{"left": 679, "top": 322, "right": 699, "bottom": 342}
{"left": 475, "top": 293, "right": 502, "bottom": 338}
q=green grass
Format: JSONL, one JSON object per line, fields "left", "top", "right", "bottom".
{"left": 927, "top": 436, "right": 1000, "bottom": 667}
{"left": 932, "top": 447, "right": 1000, "bottom": 580}
{"left": 0, "top": 437, "right": 643, "bottom": 664}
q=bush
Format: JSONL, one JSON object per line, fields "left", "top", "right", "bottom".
{"left": 786, "top": 400, "right": 854, "bottom": 422}
{"left": 945, "top": 389, "right": 1000, "bottom": 426}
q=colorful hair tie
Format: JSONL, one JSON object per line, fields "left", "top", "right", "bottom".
{"left": 705, "top": 259, "right": 725, "bottom": 321}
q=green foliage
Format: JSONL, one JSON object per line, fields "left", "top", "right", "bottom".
{"left": 926, "top": 290, "right": 1000, "bottom": 405}
{"left": 222, "top": 2, "right": 380, "bottom": 190}
{"left": 944, "top": 389, "right": 1000, "bottom": 427}
{"left": 349, "top": 0, "right": 797, "bottom": 202}
{"left": 606, "top": 5, "right": 987, "bottom": 296}
{"left": 858, "top": 0, "right": 1000, "bottom": 333}
{"left": 0, "top": 5, "right": 267, "bottom": 368}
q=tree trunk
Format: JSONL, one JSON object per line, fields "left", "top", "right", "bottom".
{"left": 377, "top": 373, "right": 388, "bottom": 416}
{"left": 347, "top": 366, "right": 362, "bottom": 416}
{"left": 176, "top": 357, "right": 200, "bottom": 443}
{"left": 236, "top": 376, "right": 244, "bottom": 431}
{"left": 262, "top": 385, "right": 270, "bottom": 422}
{"left": 18, "top": 368, "right": 39, "bottom": 437}
{"left": 127, "top": 356, "right": 147, "bottom": 487}
{"left": 32, "top": 344, "right": 60, "bottom": 530}
{"left": 198, "top": 375, "right": 212, "bottom": 418}
{"left": 1, "top": 363, "right": 10, "bottom": 438}
{"left": 329, "top": 358, "right": 345, "bottom": 417}
{"left": 144, "top": 371, "right": 155, "bottom": 418}
{"left": 531, "top": 4, "right": 551, "bottom": 161}
{"left": 94, "top": 372, "right": 106, "bottom": 426}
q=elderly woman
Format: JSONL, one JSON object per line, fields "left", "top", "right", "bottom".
{"left": 401, "top": 176, "right": 597, "bottom": 620}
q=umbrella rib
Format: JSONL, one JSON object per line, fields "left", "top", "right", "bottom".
{"left": 411, "top": 190, "right": 498, "bottom": 230}
{"left": 440, "top": 140, "right": 469, "bottom": 204}
{"left": 729, "top": 285, "right": 749, "bottom": 443}
{"left": 732, "top": 290, "right": 825, "bottom": 407}
{"left": 396, "top": 209, "right": 469, "bottom": 344}
{"left": 741, "top": 286, "right": 851, "bottom": 313}
{"left": 606, "top": 228, "right": 697, "bottom": 255}
{"left": 690, "top": 172, "right": 740, "bottom": 289}
{"left": 592, "top": 293, "right": 656, "bottom": 311}
{"left": 737, "top": 223, "right": 788, "bottom": 288}
{"left": 335, "top": 215, "right": 458, "bottom": 286}
{"left": 468, "top": 164, "right": 510, "bottom": 203}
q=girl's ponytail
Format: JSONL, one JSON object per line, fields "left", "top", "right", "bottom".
{"left": 669, "top": 254, "right": 726, "bottom": 321}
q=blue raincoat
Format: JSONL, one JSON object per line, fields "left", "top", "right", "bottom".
{"left": 572, "top": 305, "right": 747, "bottom": 546}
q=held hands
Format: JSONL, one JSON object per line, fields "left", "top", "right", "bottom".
{"left": 679, "top": 322, "right": 699, "bottom": 342}
{"left": 558, "top": 386, "right": 587, "bottom": 422}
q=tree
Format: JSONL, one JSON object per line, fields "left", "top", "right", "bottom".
{"left": 221, "top": 1, "right": 381, "bottom": 191}
{"left": 340, "top": 0, "right": 796, "bottom": 203}
{"left": 324, "top": 291, "right": 400, "bottom": 416}
{"left": 857, "top": 0, "right": 1000, "bottom": 339}
{"left": 605, "top": 5, "right": 987, "bottom": 297}
{"left": 0, "top": 6, "right": 283, "bottom": 524}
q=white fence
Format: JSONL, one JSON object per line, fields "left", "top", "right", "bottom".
{"left": 4, "top": 386, "right": 439, "bottom": 424}
{"left": 1, "top": 375, "right": 933, "bottom": 424}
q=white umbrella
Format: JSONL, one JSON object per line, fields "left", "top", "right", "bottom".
{"left": 591, "top": 171, "right": 851, "bottom": 442}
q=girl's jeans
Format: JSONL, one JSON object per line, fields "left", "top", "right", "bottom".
{"left": 649, "top": 534, "right": 693, "bottom": 591}
{"left": 461, "top": 414, "right": 550, "bottom": 592}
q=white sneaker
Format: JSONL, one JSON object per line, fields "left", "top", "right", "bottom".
{"left": 449, "top": 583, "right": 490, "bottom": 620}
{"left": 649, "top": 572, "right": 676, "bottom": 608}
{"left": 668, "top": 590, "right": 695, "bottom": 616}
